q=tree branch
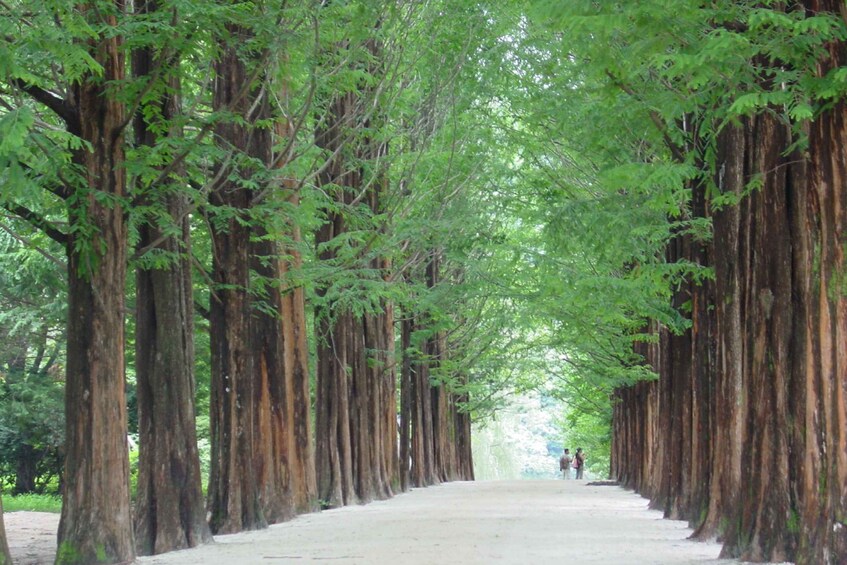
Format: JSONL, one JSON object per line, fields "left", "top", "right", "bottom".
{"left": 14, "top": 79, "right": 80, "bottom": 132}
{"left": 0, "top": 222, "right": 66, "bottom": 269}
{"left": 1, "top": 203, "right": 68, "bottom": 245}
{"left": 605, "top": 71, "right": 688, "bottom": 163}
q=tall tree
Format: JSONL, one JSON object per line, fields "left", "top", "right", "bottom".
{"left": 2, "top": 1, "right": 135, "bottom": 560}
{"left": 275, "top": 84, "right": 318, "bottom": 513}
{"left": 251, "top": 211, "right": 297, "bottom": 523}
{"left": 313, "top": 20, "right": 398, "bottom": 506}
{"left": 206, "top": 16, "right": 268, "bottom": 533}
{"left": 131, "top": 0, "right": 212, "bottom": 554}
{"left": 543, "top": 1, "right": 847, "bottom": 562}
{"left": 53, "top": 2, "right": 134, "bottom": 562}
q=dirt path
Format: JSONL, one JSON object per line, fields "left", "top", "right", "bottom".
{"left": 5, "top": 511, "right": 60, "bottom": 565}
{"left": 8, "top": 481, "right": 786, "bottom": 564}
{"left": 139, "top": 481, "right": 741, "bottom": 565}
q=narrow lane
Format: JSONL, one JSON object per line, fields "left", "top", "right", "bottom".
{"left": 138, "top": 480, "right": 750, "bottom": 565}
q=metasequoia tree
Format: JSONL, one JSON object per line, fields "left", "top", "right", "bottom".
{"left": 2, "top": 1, "right": 135, "bottom": 561}
{"left": 51, "top": 2, "right": 135, "bottom": 562}
{"left": 314, "top": 30, "right": 399, "bottom": 507}
{"left": 131, "top": 0, "right": 212, "bottom": 554}
{"left": 205, "top": 18, "right": 267, "bottom": 534}
{"left": 249, "top": 51, "right": 321, "bottom": 520}
{"left": 604, "top": 2, "right": 847, "bottom": 563}
{"left": 402, "top": 250, "right": 474, "bottom": 487}
{"left": 278, "top": 199, "right": 318, "bottom": 514}
{"left": 275, "top": 91, "right": 318, "bottom": 512}
{"left": 250, "top": 183, "right": 299, "bottom": 523}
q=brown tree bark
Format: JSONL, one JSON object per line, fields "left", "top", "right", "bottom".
{"left": 251, "top": 231, "right": 296, "bottom": 524}
{"left": 789, "top": 4, "right": 847, "bottom": 559}
{"left": 280, "top": 238, "right": 318, "bottom": 514}
{"left": 313, "top": 43, "right": 399, "bottom": 504}
{"left": 399, "top": 315, "right": 414, "bottom": 491}
{"left": 314, "top": 306, "right": 356, "bottom": 508}
{"left": 272, "top": 73, "right": 318, "bottom": 511}
{"left": 409, "top": 330, "right": 437, "bottom": 487}
{"left": 404, "top": 251, "right": 473, "bottom": 485}
{"left": 453, "top": 388, "right": 475, "bottom": 481}
{"left": 206, "top": 25, "right": 266, "bottom": 535}
{"left": 612, "top": 7, "right": 847, "bottom": 557}
{"left": 132, "top": 0, "right": 211, "bottom": 554}
{"left": 56, "top": 3, "right": 135, "bottom": 562}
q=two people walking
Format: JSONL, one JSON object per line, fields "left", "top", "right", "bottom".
{"left": 559, "top": 447, "right": 586, "bottom": 479}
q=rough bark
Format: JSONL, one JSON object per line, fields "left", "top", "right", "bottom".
{"left": 314, "top": 307, "right": 356, "bottom": 508}
{"left": 251, "top": 232, "right": 296, "bottom": 524}
{"left": 56, "top": 4, "right": 134, "bottom": 562}
{"left": 276, "top": 108, "right": 318, "bottom": 513}
{"left": 206, "top": 26, "right": 265, "bottom": 534}
{"left": 399, "top": 315, "right": 413, "bottom": 491}
{"left": 409, "top": 329, "right": 437, "bottom": 487}
{"left": 791, "top": 4, "right": 847, "bottom": 559}
{"left": 612, "top": 5, "right": 847, "bottom": 558}
{"left": 134, "top": 206, "right": 211, "bottom": 553}
{"left": 132, "top": 0, "right": 211, "bottom": 553}
{"left": 453, "top": 388, "right": 475, "bottom": 481}
{"left": 313, "top": 51, "right": 399, "bottom": 505}
{"left": 246, "top": 64, "right": 297, "bottom": 524}
{"left": 405, "top": 251, "right": 473, "bottom": 485}
{"left": 280, "top": 240, "right": 318, "bottom": 514}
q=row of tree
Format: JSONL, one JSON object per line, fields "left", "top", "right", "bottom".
{"left": 0, "top": 2, "right": 489, "bottom": 564}
{"left": 5, "top": 1, "right": 845, "bottom": 564}
{"left": 590, "top": 1, "right": 847, "bottom": 563}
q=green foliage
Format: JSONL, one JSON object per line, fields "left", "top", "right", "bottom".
{"left": 1, "top": 0, "right": 842, "bottom": 498}
{"left": 0, "top": 230, "right": 65, "bottom": 495}
{"left": 3, "top": 492, "right": 61, "bottom": 513}
{"left": 0, "top": 375, "right": 64, "bottom": 495}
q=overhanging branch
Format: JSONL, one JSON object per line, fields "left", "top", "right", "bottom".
{"left": 14, "top": 79, "right": 80, "bottom": 132}
{"left": 2, "top": 202, "right": 68, "bottom": 245}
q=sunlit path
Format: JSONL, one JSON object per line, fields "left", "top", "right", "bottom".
{"left": 136, "top": 481, "right": 745, "bottom": 565}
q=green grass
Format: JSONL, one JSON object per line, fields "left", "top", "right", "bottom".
{"left": 3, "top": 493, "right": 62, "bottom": 513}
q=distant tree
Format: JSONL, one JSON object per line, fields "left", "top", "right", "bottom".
{"left": 0, "top": 231, "right": 65, "bottom": 495}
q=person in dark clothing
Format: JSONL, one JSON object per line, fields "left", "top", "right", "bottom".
{"left": 573, "top": 448, "right": 586, "bottom": 479}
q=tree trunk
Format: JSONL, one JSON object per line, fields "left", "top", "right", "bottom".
{"left": 410, "top": 332, "right": 437, "bottom": 487}
{"left": 14, "top": 444, "right": 38, "bottom": 494}
{"left": 313, "top": 82, "right": 356, "bottom": 507}
{"left": 132, "top": 0, "right": 211, "bottom": 553}
{"left": 709, "top": 114, "right": 796, "bottom": 561}
{"left": 206, "top": 26, "right": 266, "bottom": 535}
{"left": 612, "top": 40, "right": 847, "bottom": 560}
{"left": 56, "top": 4, "right": 134, "bottom": 562}
{"left": 377, "top": 299, "right": 400, "bottom": 492}
{"left": 135, "top": 213, "right": 211, "bottom": 553}
{"left": 790, "top": 4, "right": 847, "bottom": 559}
{"left": 399, "top": 315, "right": 413, "bottom": 491}
{"left": 454, "top": 388, "right": 474, "bottom": 480}
{"left": 314, "top": 307, "right": 355, "bottom": 508}
{"left": 313, "top": 55, "right": 399, "bottom": 503}
{"left": 251, "top": 233, "right": 296, "bottom": 524}
{"left": 278, "top": 200, "right": 318, "bottom": 514}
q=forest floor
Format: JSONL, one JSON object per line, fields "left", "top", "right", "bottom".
{"left": 7, "top": 480, "right": 790, "bottom": 564}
